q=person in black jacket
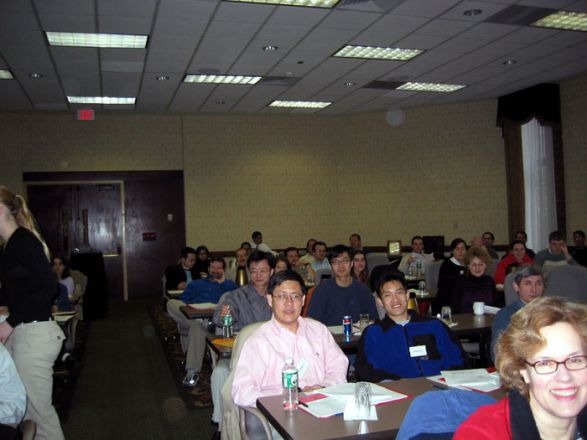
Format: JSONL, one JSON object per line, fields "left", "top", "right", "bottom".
{"left": 0, "top": 185, "right": 65, "bottom": 439}
{"left": 165, "top": 246, "right": 198, "bottom": 290}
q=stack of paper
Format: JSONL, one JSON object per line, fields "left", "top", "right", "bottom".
{"left": 438, "top": 369, "right": 501, "bottom": 392}
{"left": 188, "top": 302, "right": 217, "bottom": 309}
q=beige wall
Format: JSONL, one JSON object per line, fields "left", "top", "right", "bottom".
{"left": 12, "top": 88, "right": 584, "bottom": 251}
{"left": 560, "top": 74, "right": 587, "bottom": 240}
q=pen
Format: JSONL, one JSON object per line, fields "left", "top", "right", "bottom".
{"left": 298, "top": 401, "right": 309, "bottom": 407}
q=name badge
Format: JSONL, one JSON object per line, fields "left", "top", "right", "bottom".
{"left": 409, "top": 345, "right": 427, "bottom": 358}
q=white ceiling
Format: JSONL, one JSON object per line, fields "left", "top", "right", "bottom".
{"left": 1, "top": 0, "right": 586, "bottom": 115}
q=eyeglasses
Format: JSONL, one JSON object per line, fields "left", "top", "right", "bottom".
{"left": 331, "top": 258, "right": 351, "bottom": 266}
{"left": 250, "top": 269, "right": 270, "bottom": 275}
{"left": 273, "top": 293, "right": 303, "bottom": 303}
{"left": 525, "top": 355, "right": 587, "bottom": 374}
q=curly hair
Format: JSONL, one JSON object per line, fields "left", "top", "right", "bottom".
{"left": 464, "top": 246, "right": 492, "bottom": 270}
{"left": 496, "top": 296, "right": 587, "bottom": 397}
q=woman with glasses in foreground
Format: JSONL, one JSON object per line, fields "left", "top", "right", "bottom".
{"left": 455, "top": 296, "right": 587, "bottom": 440}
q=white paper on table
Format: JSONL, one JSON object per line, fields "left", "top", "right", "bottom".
{"left": 441, "top": 369, "right": 500, "bottom": 388}
{"left": 343, "top": 400, "right": 378, "bottom": 421}
{"left": 188, "top": 302, "right": 217, "bottom": 309}
{"left": 313, "top": 383, "right": 408, "bottom": 405}
{"left": 428, "top": 372, "right": 501, "bottom": 392}
{"left": 327, "top": 325, "right": 362, "bottom": 336}
{"left": 299, "top": 394, "right": 346, "bottom": 418}
{"left": 484, "top": 305, "right": 501, "bottom": 315}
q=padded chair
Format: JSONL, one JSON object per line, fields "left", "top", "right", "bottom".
{"left": 301, "top": 287, "right": 315, "bottom": 317}
{"left": 70, "top": 269, "right": 88, "bottom": 320}
{"left": 369, "top": 264, "right": 401, "bottom": 292}
{"left": 396, "top": 389, "right": 495, "bottom": 440}
{"left": 220, "top": 322, "right": 269, "bottom": 440}
{"left": 313, "top": 268, "right": 332, "bottom": 286}
{"left": 487, "top": 259, "right": 499, "bottom": 277}
{"left": 504, "top": 272, "right": 518, "bottom": 306}
{"left": 425, "top": 260, "right": 442, "bottom": 291}
{"left": 544, "top": 265, "right": 587, "bottom": 302}
{"left": 366, "top": 253, "right": 390, "bottom": 272}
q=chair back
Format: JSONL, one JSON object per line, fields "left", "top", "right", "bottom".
{"left": 504, "top": 272, "right": 518, "bottom": 306}
{"left": 487, "top": 259, "right": 499, "bottom": 277}
{"left": 314, "top": 268, "right": 332, "bottom": 286}
{"left": 221, "top": 322, "right": 266, "bottom": 440}
{"left": 366, "top": 253, "right": 389, "bottom": 272}
{"left": 426, "top": 260, "right": 442, "bottom": 291}
{"left": 544, "top": 265, "right": 587, "bottom": 302}
{"left": 70, "top": 269, "right": 88, "bottom": 320}
{"left": 396, "top": 389, "right": 495, "bottom": 440}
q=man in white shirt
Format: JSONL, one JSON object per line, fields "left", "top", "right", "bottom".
{"left": 0, "top": 340, "right": 26, "bottom": 435}
{"left": 398, "top": 236, "right": 434, "bottom": 276}
{"left": 250, "top": 231, "right": 278, "bottom": 256}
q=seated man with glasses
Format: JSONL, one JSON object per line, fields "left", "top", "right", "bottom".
{"left": 307, "top": 244, "right": 378, "bottom": 326}
{"left": 232, "top": 270, "right": 348, "bottom": 431}
{"left": 356, "top": 271, "right": 467, "bottom": 382}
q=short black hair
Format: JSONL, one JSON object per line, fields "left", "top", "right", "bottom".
{"left": 514, "top": 230, "right": 528, "bottom": 241}
{"left": 312, "top": 241, "right": 326, "bottom": 252}
{"left": 509, "top": 240, "right": 527, "bottom": 250}
{"left": 209, "top": 256, "right": 226, "bottom": 269}
{"left": 513, "top": 265, "right": 543, "bottom": 285}
{"left": 449, "top": 238, "right": 466, "bottom": 252}
{"left": 350, "top": 233, "right": 361, "bottom": 241}
{"left": 328, "top": 244, "right": 351, "bottom": 261}
{"left": 252, "top": 231, "right": 262, "bottom": 239}
{"left": 240, "top": 242, "right": 251, "bottom": 249}
{"left": 284, "top": 246, "right": 299, "bottom": 256}
{"left": 268, "top": 270, "right": 307, "bottom": 296}
{"left": 482, "top": 232, "right": 495, "bottom": 240}
{"left": 195, "top": 245, "right": 209, "bottom": 255}
{"left": 411, "top": 235, "right": 424, "bottom": 244}
{"left": 375, "top": 271, "right": 407, "bottom": 298}
{"left": 247, "top": 250, "right": 275, "bottom": 269}
{"left": 181, "top": 247, "right": 196, "bottom": 259}
{"left": 573, "top": 230, "right": 585, "bottom": 239}
{"left": 549, "top": 230, "right": 565, "bottom": 242}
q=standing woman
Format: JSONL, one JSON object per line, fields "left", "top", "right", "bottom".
{"left": 0, "top": 186, "right": 65, "bottom": 440}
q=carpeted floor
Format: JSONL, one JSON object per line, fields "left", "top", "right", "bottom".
{"left": 147, "top": 305, "right": 214, "bottom": 409}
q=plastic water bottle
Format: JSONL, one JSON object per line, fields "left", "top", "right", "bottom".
{"left": 416, "top": 259, "right": 422, "bottom": 279}
{"left": 222, "top": 306, "right": 234, "bottom": 338}
{"left": 282, "top": 358, "right": 299, "bottom": 411}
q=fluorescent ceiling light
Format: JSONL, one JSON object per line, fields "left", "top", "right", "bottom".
{"left": 269, "top": 100, "right": 331, "bottom": 109}
{"left": 532, "top": 11, "right": 587, "bottom": 32}
{"left": 0, "top": 70, "right": 14, "bottom": 79}
{"left": 333, "top": 45, "right": 423, "bottom": 61}
{"left": 46, "top": 32, "right": 148, "bottom": 48}
{"left": 184, "top": 74, "right": 262, "bottom": 84}
{"left": 397, "top": 82, "right": 466, "bottom": 92}
{"left": 67, "top": 96, "right": 136, "bottom": 104}
{"left": 224, "top": 0, "right": 339, "bottom": 8}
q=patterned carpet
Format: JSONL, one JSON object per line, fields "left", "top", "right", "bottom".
{"left": 147, "top": 305, "right": 213, "bottom": 409}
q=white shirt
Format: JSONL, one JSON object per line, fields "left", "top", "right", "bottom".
{"left": 0, "top": 343, "right": 26, "bottom": 425}
{"left": 398, "top": 252, "right": 434, "bottom": 274}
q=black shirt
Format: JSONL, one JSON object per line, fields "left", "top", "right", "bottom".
{"left": 0, "top": 227, "right": 56, "bottom": 326}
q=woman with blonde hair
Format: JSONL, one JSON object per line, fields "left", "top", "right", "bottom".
{"left": 0, "top": 186, "right": 65, "bottom": 439}
{"left": 455, "top": 296, "right": 587, "bottom": 439}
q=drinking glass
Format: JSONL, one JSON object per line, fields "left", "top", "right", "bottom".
{"left": 359, "top": 313, "right": 370, "bottom": 331}
{"left": 418, "top": 280, "right": 426, "bottom": 296}
{"left": 441, "top": 306, "right": 452, "bottom": 323}
{"left": 355, "top": 382, "right": 371, "bottom": 419}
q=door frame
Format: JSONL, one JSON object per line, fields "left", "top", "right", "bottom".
{"left": 25, "top": 180, "right": 129, "bottom": 301}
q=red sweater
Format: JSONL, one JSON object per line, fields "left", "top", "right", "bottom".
{"left": 454, "top": 397, "right": 512, "bottom": 439}
{"left": 494, "top": 253, "right": 534, "bottom": 284}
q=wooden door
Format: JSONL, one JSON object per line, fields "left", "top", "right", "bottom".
{"left": 27, "top": 183, "right": 125, "bottom": 300}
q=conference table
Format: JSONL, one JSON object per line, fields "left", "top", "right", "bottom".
{"left": 179, "top": 304, "right": 216, "bottom": 320}
{"left": 257, "top": 376, "right": 504, "bottom": 440}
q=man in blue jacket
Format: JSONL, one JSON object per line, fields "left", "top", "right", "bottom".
{"left": 356, "top": 272, "right": 467, "bottom": 381}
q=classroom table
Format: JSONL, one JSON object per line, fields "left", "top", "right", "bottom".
{"left": 257, "top": 376, "right": 504, "bottom": 440}
{"left": 179, "top": 304, "right": 216, "bottom": 320}
{"left": 450, "top": 313, "right": 495, "bottom": 367}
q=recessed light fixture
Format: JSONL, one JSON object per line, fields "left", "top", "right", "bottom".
{"left": 268, "top": 100, "right": 332, "bottom": 109}
{"left": 344, "top": 81, "right": 356, "bottom": 87}
{"left": 532, "top": 11, "right": 587, "bottom": 32}
{"left": 503, "top": 59, "right": 517, "bottom": 66}
{"left": 215, "top": 100, "right": 226, "bottom": 105}
{"left": 397, "top": 82, "right": 466, "bottom": 92}
{"left": 463, "top": 9, "right": 482, "bottom": 17}
{"left": 28, "top": 73, "right": 43, "bottom": 79}
{"left": 184, "top": 74, "right": 262, "bottom": 84}
{"left": 297, "top": 60, "right": 304, "bottom": 64}
{"left": 156, "top": 75, "right": 169, "bottom": 81}
{"left": 263, "top": 45, "right": 278, "bottom": 51}
{"left": 224, "top": 0, "right": 340, "bottom": 8}
{"left": 67, "top": 96, "right": 136, "bottom": 104}
{"left": 0, "top": 70, "right": 14, "bottom": 79}
{"left": 46, "top": 32, "right": 148, "bottom": 48}
{"left": 333, "top": 45, "right": 423, "bottom": 61}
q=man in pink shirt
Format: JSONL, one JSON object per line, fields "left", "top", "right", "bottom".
{"left": 232, "top": 270, "right": 348, "bottom": 409}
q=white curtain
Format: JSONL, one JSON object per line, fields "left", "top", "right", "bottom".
{"left": 522, "top": 118, "right": 557, "bottom": 252}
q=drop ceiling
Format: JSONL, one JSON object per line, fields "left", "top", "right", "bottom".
{"left": 1, "top": 0, "right": 586, "bottom": 115}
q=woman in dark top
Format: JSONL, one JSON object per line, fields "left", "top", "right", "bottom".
{"left": 432, "top": 238, "right": 467, "bottom": 315}
{"left": 450, "top": 246, "right": 497, "bottom": 314}
{"left": 194, "top": 245, "right": 210, "bottom": 278}
{"left": 0, "top": 186, "right": 65, "bottom": 439}
{"left": 351, "top": 250, "right": 369, "bottom": 285}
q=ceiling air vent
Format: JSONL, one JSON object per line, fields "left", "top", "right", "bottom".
{"left": 362, "top": 80, "right": 406, "bottom": 90}
{"left": 485, "top": 5, "right": 554, "bottom": 26}
{"left": 257, "top": 76, "right": 299, "bottom": 86}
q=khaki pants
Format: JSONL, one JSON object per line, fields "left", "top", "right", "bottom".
{"left": 6, "top": 321, "right": 65, "bottom": 440}
{"left": 166, "top": 299, "right": 208, "bottom": 372}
